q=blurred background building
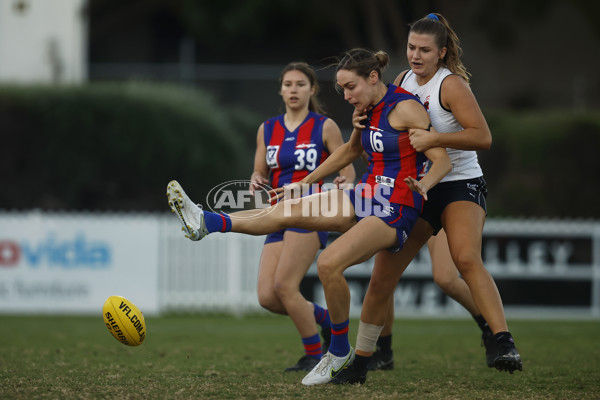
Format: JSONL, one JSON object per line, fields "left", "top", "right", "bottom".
{"left": 0, "top": 0, "right": 87, "bottom": 83}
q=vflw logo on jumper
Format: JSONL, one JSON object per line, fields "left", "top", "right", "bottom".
{"left": 266, "top": 145, "right": 280, "bottom": 168}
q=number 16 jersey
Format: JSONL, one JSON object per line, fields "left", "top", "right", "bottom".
{"left": 359, "top": 84, "right": 429, "bottom": 212}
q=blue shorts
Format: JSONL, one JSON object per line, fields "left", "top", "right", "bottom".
{"left": 421, "top": 176, "right": 488, "bottom": 235}
{"left": 344, "top": 189, "right": 420, "bottom": 253}
{"left": 264, "top": 228, "right": 329, "bottom": 249}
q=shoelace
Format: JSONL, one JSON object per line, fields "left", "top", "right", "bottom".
{"left": 313, "top": 353, "right": 334, "bottom": 376}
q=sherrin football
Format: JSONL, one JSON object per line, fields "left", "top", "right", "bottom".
{"left": 102, "top": 295, "right": 146, "bottom": 346}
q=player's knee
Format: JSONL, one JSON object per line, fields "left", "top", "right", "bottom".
{"left": 452, "top": 251, "right": 482, "bottom": 275}
{"left": 366, "top": 278, "right": 394, "bottom": 303}
{"left": 432, "top": 269, "right": 455, "bottom": 291}
{"left": 316, "top": 252, "right": 339, "bottom": 284}
{"left": 273, "top": 280, "right": 295, "bottom": 300}
{"left": 257, "top": 290, "right": 280, "bottom": 313}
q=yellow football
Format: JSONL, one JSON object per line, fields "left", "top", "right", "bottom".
{"left": 102, "top": 295, "right": 146, "bottom": 346}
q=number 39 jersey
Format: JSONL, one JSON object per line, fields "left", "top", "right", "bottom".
{"left": 359, "top": 84, "right": 429, "bottom": 211}
{"left": 263, "top": 111, "right": 330, "bottom": 189}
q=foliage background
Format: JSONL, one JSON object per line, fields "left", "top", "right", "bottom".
{"left": 1, "top": 84, "right": 598, "bottom": 218}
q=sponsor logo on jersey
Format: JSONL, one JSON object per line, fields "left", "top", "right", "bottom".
{"left": 375, "top": 175, "right": 395, "bottom": 187}
{"left": 295, "top": 143, "right": 316, "bottom": 149}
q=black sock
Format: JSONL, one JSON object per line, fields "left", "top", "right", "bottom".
{"left": 353, "top": 354, "right": 370, "bottom": 373}
{"left": 473, "top": 315, "right": 491, "bottom": 334}
{"left": 376, "top": 334, "right": 392, "bottom": 354}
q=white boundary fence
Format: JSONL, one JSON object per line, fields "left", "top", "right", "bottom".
{"left": 157, "top": 216, "right": 264, "bottom": 313}
{"left": 1, "top": 212, "right": 599, "bottom": 318}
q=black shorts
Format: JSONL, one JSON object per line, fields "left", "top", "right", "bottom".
{"left": 420, "top": 176, "right": 487, "bottom": 235}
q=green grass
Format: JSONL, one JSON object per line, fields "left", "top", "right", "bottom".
{"left": 0, "top": 315, "right": 598, "bottom": 399}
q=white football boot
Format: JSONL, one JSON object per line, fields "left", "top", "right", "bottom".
{"left": 301, "top": 348, "right": 355, "bottom": 386}
{"left": 166, "top": 180, "right": 209, "bottom": 241}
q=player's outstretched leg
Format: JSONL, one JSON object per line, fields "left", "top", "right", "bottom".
{"left": 301, "top": 348, "right": 355, "bottom": 386}
{"left": 167, "top": 180, "right": 209, "bottom": 241}
{"left": 168, "top": 180, "right": 355, "bottom": 240}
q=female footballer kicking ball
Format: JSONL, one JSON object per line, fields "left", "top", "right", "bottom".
{"left": 167, "top": 48, "right": 451, "bottom": 385}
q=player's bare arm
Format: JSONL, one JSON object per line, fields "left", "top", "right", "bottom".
{"left": 389, "top": 99, "right": 451, "bottom": 199}
{"left": 437, "top": 74, "right": 492, "bottom": 150}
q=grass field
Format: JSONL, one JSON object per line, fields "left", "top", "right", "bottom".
{"left": 0, "top": 314, "right": 598, "bottom": 399}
